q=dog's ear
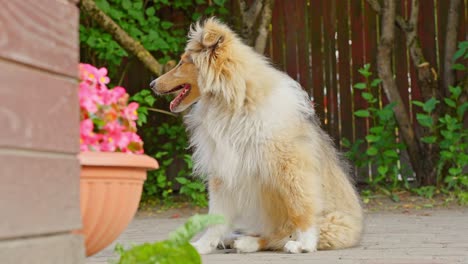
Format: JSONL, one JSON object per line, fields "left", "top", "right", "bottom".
{"left": 201, "top": 30, "right": 224, "bottom": 50}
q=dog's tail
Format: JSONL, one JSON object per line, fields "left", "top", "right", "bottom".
{"left": 317, "top": 211, "right": 363, "bottom": 250}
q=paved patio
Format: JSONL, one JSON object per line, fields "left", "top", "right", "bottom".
{"left": 87, "top": 208, "right": 468, "bottom": 264}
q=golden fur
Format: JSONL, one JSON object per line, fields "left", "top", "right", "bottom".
{"left": 151, "top": 18, "right": 363, "bottom": 254}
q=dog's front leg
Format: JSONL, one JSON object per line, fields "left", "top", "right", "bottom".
{"left": 191, "top": 177, "right": 233, "bottom": 254}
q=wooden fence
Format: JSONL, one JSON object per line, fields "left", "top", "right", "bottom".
{"left": 265, "top": 0, "right": 467, "bottom": 150}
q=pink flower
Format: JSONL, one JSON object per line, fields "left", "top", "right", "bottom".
{"left": 121, "top": 133, "right": 144, "bottom": 154}
{"left": 99, "top": 135, "right": 116, "bottom": 152}
{"left": 95, "top": 67, "right": 110, "bottom": 86}
{"left": 103, "top": 86, "right": 127, "bottom": 105}
{"left": 123, "top": 102, "right": 139, "bottom": 121}
{"left": 80, "top": 119, "right": 101, "bottom": 151}
{"left": 102, "top": 122, "right": 132, "bottom": 151}
{"left": 79, "top": 63, "right": 144, "bottom": 154}
{"left": 79, "top": 83, "right": 102, "bottom": 113}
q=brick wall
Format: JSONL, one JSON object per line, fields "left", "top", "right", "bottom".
{"left": 0, "top": 1, "right": 84, "bottom": 263}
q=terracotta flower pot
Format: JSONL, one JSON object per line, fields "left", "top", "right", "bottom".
{"left": 77, "top": 151, "right": 158, "bottom": 256}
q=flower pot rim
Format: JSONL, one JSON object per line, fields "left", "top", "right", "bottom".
{"left": 79, "top": 151, "right": 159, "bottom": 170}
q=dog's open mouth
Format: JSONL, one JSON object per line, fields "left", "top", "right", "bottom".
{"left": 165, "top": 84, "right": 191, "bottom": 112}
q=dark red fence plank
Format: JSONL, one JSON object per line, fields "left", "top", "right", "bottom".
{"left": 419, "top": 0, "right": 437, "bottom": 69}
{"left": 437, "top": 0, "right": 450, "bottom": 89}
{"left": 337, "top": 0, "right": 353, "bottom": 145}
{"left": 309, "top": 0, "right": 325, "bottom": 123}
{"left": 350, "top": 0, "right": 368, "bottom": 143}
{"left": 363, "top": 0, "right": 379, "bottom": 129}
{"left": 456, "top": 0, "right": 467, "bottom": 83}
{"left": 271, "top": 0, "right": 285, "bottom": 70}
{"left": 297, "top": 0, "right": 310, "bottom": 90}
{"left": 283, "top": 1, "right": 299, "bottom": 78}
{"left": 323, "top": 0, "right": 339, "bottom": 141}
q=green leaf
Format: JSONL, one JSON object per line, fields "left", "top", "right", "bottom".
{"left": 95, "top": 0, "right": 110, "bottom": 12}
{"left": 176, "top": 177, "right": 189, "bottom": 184}
{"left": 440, "top": 150, "right": 454, "bottom": 159}
{"left": 421, "top": 136, "right": 437, "bottom": 144}
{"left": 144, "top": 96, "right": 156, "bottom": 106}
{"left": 362, "top": 92, "right": 374, "bottom": 101}
{"left": 192, "top": 12, "right": 202, "bottom": 21}
{"left": 213, "top": 0, "right": 226, "bottom": 5}
{"left": 416, "top": 113, "right": 433, "bottom": 127}
{"left": 452, "top": 63, "right": 466, "bottom": 71}
{"left": 146, "top": 7, "right": 155, "bottom": 16}
{"left": 370, "top": 126, "right": 384, "bottom": 134}
{"left": 377, "top": 107, "right": 395, "bottom": 121}
{"left": 423, "top": 97, "right": 439, "bottom": 113}
{"left": 161, "top": 21, "right": 173, "bottom": 29}
{"left": 448, "top": 167, "right": 462, "bottom": 176}
{"left": 366, "top": 146, "right": 378, "bottom": 156}
{"left": 341, "top": 138, "right": 351, "bottom": 148}
{"left": 353, "top": 83, "right": 367, "bottom": 90}
{"left": 378, "top": 166, "right": 388, "bottom": 175}
{"left": 383, "top": 149, "right": 398, "bottom": 158}
{"left": 122, "top": 0, "right": 131, "bottom": 10}
{"left": 441, "top": 130, "right": 454, "bottom": 140}
{"left": 449, "top": 86, "right": 462, "bottom": 99}
{"left": 444, "top": 98, "right": 456, "bottom": 108}
{"left": 370, "top": 79, "right": 382, "bottom": 87}
{"left": 457, "top": 102, "right": 468, "bottom": 118}
{"left": 365, "top": 135, "right": 380, "bottom": 143}
{"left": 358, "top": 64, "right": 372, "bottom": 77}
{"left": 453, "top": 46, "right": 466, "bottom": 61}
{"left": 412, "top": 101, "right": 425, "bottom": 108}
{"left": 355, "top": 109, "right": 370, "bottom": 117}
{"left": 169, "top": 214, "right": 224, "bottom": 245}
{"left": 133, "top": 1, "right": 143, "bottom": 9}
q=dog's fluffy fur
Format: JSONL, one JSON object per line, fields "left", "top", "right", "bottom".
{"left": 153, "top": 18, "right": 363, "bottom": 254}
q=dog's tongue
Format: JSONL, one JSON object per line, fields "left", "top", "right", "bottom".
{"left": 169, "top": 84, "right": 191, "bottom": 112}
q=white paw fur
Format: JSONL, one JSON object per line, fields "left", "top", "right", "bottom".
{"left": 191, "top": 241, "right": 215, "bottom": 255}
{"left": 297, "top": 226, "right": 318, "bottom": 252}
{"left": 233, "top": 236, "right": 260, "bottom": 253}
{"left": 284, "top": 240, "right": 302, "bottom": 254}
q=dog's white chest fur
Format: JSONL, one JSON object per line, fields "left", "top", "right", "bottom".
{"left": 185, "top": 78, "right": 308, "bottom": 187}
{"left": 186, "top": 101, "right": 267, "bottom": 187}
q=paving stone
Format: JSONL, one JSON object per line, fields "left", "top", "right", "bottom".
{"left": 87, "top": 209, "right": 468, "bottom": 263}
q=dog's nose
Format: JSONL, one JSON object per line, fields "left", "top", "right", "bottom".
{"left": 149, "top": 79, "right": 156, "bottom": 89}
{"left": 149, "top": 79, "right": 157, "bottom": 91}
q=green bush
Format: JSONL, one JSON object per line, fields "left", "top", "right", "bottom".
{"left": 346, "top": 42, "right": 467, "bottom": 204}
{"left": 343, "top": 64, "right": 407, "bottom": 192}
{"left": 131, "top": 89, "right": 207, "bottom": 207}
{"left": 80, "top": 1, "right": 228, "bottom": 206}
{"left": 411, "top": 41, "right": 468, "bottom": 204}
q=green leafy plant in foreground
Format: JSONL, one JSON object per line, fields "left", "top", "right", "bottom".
{"left": 114, "top": 214, "right": 224, "bottom": 264}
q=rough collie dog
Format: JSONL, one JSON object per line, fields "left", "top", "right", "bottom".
{"left": 150, "top": 18, "right": 363, "bottom": 254}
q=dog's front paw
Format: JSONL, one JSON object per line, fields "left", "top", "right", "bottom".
{"left": 191, "top": 241, "right": 215, "bottom": 255}
{"left": 284, "top": 240, "right": 302, "bottom": 254}
{"left": 233, "top": 236, "right": 260, "bottom": 253}
{"left": 300, "top": 239, "right": 317, "bottom": 253}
